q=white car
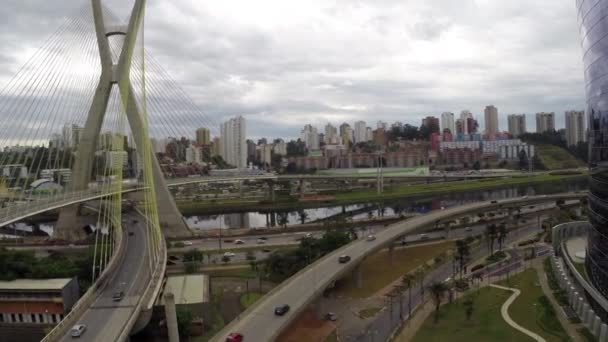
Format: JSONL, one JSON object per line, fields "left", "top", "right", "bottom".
{"left": 70, "top": 324, "right": 87, "bottom": 338}
{"left": 182, "top": 241, "right": 193, "bottom": 246}
{"left": 234, "top": 239, "right": 245, "bottom": 245}
{"left": 257, "top": 238, "right": 266, "bottom": 244}
{"left": 223, "top": 252, "right": 236, "bottom": 258}
{"left": 366, "top": 235, "right": 376, "bottom": 241}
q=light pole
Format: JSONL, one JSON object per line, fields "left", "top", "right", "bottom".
{"left": 376, "top": 151, "right": 384, "bottom": 194}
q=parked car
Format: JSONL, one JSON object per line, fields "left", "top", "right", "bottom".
{"left": 226, "top": 333, "right": 244, "bottom": 342}
{"left": 113, "top": 291, "right": 124, "bottom": 302}
{"left": 338, "top": 255, "right": 351, "bottom": 263}
{"left": 326, "top": 312, "right": 337, "bottom": 321}
{"left": 223, "top": 252, "right": 236, "bottom": 258}
{"left": 274, "top": 304, "right": 290, "bottom": 316}
{"left": 70, "top": 324, "right": 87, "bottom": 338}
{"left": 366, "top": 235, "right": 376, "bottom": 241}
{"left": 234, "top": 239, "right": 245, "bottom": 245}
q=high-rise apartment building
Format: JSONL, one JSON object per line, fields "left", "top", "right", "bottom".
{"left": 354, "top": 121, "right": 367, "bottom": 143}
{"left": 441, "top": 112, "right": 455, "bottom": 134}
{"left": 507, "top": 114, "right": 526, "bottom": 137}
{"left": 220, "top": 116, "right": 246, "bottom": 169}
{"left": 460, "top": 110, "right": 473, "bottom": 134}
{"left": 342, "top": 126, "right": 354, "bottom": 145}
{"left": 565, "top": 110, "right": 586, "bottom": 147}
{"left": 185, "top": 146, "right": 202, "bottom": 164}
{"left": 301, "top": 124, "right": 320, "bottom": 151}
{"left": 484, "top": 105, "right": 499, "bottom": 136}
{"left": 366, "top": 127, "right": 373, "bottom": 142}
{"left": 324, "top": 123, "right": 339, "bottom": 144}
{"left": 195, "top": 127, "right": 211, "bottom": 145}
{"left": 421, "top": 116, "right": 439, "bottom": 130}
{"left": 377, "top": 121, "right": 388, "bottom": 130}
{"left": 535, "top": 112, "right": 555, "bottom": 133}
{"left": 339, "top": 123, "right": 350, "bottom": 137}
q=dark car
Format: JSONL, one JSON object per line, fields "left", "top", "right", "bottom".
{"left": 338, "top": 255, "right": 351, "bottom": 263}
{"left": 128, "top": 231, "right": 134, "bottom": 236}
{"left": 262, "top": 248, "right": 272, "bottom": 253}
{"left": 112, "top": 291, "right": 125, "bottom": 302}
{"left": 226, "top": 332, "right": 244, "bottom": 342}
{"left": 490, "top": 200, "right": 498, "bottom": 204}
{"left": 326, "top": 312, "right": 337, "bottom": 321}
{"left": 274, "top": 304, "right": 290, "bottom": 316}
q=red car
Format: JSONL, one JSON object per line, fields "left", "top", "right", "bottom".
{"left": 226, "top": 332, "right": 243, "bottom": 342}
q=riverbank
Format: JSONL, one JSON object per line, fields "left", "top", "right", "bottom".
{"left": 176, "top": 172, "right": 587, "bottom": 215}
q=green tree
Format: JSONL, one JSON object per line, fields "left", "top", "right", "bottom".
{"left": 455, "top": 239, "right": 470, "bottom": 279}
{"left": 485, "top": 223, "right": 498, "bottom": 255}
{"left": 429, "top": 281, "right": 448, "bottom": 323}
{"left": 278, "top": 212, "right": 289, "bottom": 229}
{"left": 463, "top": 297, "right": 474, "bottom": 320}
{"left": 497, "top": 223, "right": 508, "bottom": 251}
{"left": 183, "top": 249, "right": 203, "bottom": 262}
{"left": 176, "top": 308, "right": 193, "bottom": 337}
{"left": 297, "top": 210, "right": 309, "bottom": 225}
{"left": 402, "top": 273, "right": 416, "bottom": 319}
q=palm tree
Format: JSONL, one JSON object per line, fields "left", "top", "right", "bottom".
{"left": 278, "top": 212, "right": 289, "bottom": 229}
{"left": 455, "top": 239, "right": 470, "bottom": 279}
{"left": 402, "top": 274, "right": 416, "bottom": 319}
{"left": 297, "top": 210, "right": 309, "bottom": 225}
{"left": 429, "top": 281, "right": 448, "bottom": 323}
{"left": 497, "top": 223, "right": 508, "bottom": 251}
{"left": 485, "top": 223, "right": 498, "bottom": 255}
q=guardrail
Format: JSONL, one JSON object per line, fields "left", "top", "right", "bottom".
{"left": 41, "top": 215, "right": 127, "bottom": 342}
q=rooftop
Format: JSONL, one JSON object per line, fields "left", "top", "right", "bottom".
{"left": 158, "top": 274, "right": 209, "bottom": 306}
{"left": 0, "top": 278, "right": 73, "bottom": 291}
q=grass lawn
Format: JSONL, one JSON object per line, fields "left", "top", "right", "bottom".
{"left": 334, "top": 241, "right": 454, "bottom": 298}
{"left": 206, "top": 267, "right": 258, "bottom": 278}
{"left": 498, "top": 269, "right": 570, "bottom": 342}
{"left": 412, "top": 286, "right": 527, "bottom": 342}
{"left": 358, "top": 307, "right": 382, "bottom": 319}
{"left": 192, "top": 288, "right": 226, "bottom": 342}
{"left": 411, "top": 269, "right": 570, "bottom": 342}
{"left": 240, "top": 292, "right": 263, "bottom": 309}
{"left": 334, "top": 172, "right": 586, "bottom": 203}
{"left": 324, "top": 331, "right": 338, "bottom": 342}
{"left": 572, "top": 262, "right": 589, "bottom": 282}
{"left": 535, "top": 144, "right": 585, "bottom": 170}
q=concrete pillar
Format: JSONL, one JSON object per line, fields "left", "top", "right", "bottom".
{"left": 354, "top": 264, "right": 363, "bottom": 289}
{"left": 575, "top": 297, "right": 583, "bottom": 316}
{"left": 599, "top": 323, "right": 608, "bottom": 342}
{"left": 593, "top": 315, "right": 602, "bottom": 337}
{"left": 164, "top": 292, "right": 180, "bottom": 342}
{"left": 582, "top": 304, "right": 590, "bottom": 325}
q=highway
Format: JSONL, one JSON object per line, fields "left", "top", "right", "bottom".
{"left": 58, "top": 212, "right": 151, "bottom": 342}
{"left": 211, "top": 193, "right": 583, "bottom": 341}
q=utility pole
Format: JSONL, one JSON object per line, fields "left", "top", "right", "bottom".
{"left": 376, "top": 150, "right": 384, "bottom": 194}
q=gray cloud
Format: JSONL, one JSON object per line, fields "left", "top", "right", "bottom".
{"left": 0, "top": 0, "right": 586, "bottom": 141}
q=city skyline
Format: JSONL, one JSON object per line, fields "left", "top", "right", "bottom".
{"left": 0, "top": 0, "right": 585, "bottom": 140}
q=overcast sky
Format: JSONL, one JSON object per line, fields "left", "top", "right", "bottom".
{"left": 0, "top": 0, "right": 585, "bottom": 140}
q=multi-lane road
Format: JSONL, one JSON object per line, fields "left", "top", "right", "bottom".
{"left": 59, "top": 213, "right": 151, "bottom": 342}
{"left": 211, "top": 193, "right": 583, "bottom": 341}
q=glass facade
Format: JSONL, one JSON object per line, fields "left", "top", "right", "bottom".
{"left": 578, "top": 0, "right": 608, "bottom": 305}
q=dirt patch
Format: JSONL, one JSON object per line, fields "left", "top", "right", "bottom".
{"left": 276, "top": 308, "right": 336, "bottom": 342}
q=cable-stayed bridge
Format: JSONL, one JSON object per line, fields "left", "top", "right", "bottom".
{"left": 0, "top": 0, "right": 221, "bottom": 340}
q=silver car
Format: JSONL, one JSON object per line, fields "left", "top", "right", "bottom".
{"left": 71, "top": 324, "right": 87, "bottom": 338}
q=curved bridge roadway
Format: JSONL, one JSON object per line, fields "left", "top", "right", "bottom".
{"left": 58, "top": 212, "right": 151, "bottom": 342}
{"left": 212, "top": 192, "right": 585, "bottom": 342}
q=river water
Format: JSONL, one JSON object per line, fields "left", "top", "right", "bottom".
{"left": 185, "top": 178, "right": 588, "bottom": 231}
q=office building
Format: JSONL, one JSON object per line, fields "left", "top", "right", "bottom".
{"left": 377, "top": 121, "right": 388, "bottom": 130}
{"left": 565, "top": 110, "right": 586, "bottom": 147}
{"left": 507, "top": 114, "right": 526, "bottom": 137}
{"left": 324, "top": 123, "right": 339, "bottom": 144}
{"left": 576, "top": 0, "right": 608, "bottom": 322}
{"left": 220, "top": 116, "right": 247, "bottom": 169}
{"left": 273, "top": 139, "right": 287, "bottom": 156}
{"left": 354, "top": 121, "right": 367, "bottom": 143}
{"left": 441, "top": 112, "right": 455, "bottom": 134}
{"left": 339, "top": 123, "right": 351, "bottom": 137}
{"left": 535, "top": 112, "right": 555, "bottom": 133}
{"left": 366, "top": 127, "right": 373, "bottom": 142}
{"left": 421, "top": 116, "right": 440, "bottom": 131}
{"left": 301, "top": 124, "right": 320, "bottom": 151}
{"left": 195, "top": 127, "right": 211, "bottom": 145}
{"left": 484, "top": 105, "right": 499, "bottom": 137}
{"left": 185, "top": 146, "right": 202, "bottom": 164}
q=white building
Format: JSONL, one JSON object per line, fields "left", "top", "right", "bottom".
{"left": 220, "top": 116, "right": 247, "bottom": 169}
{"left": 273, "top": 139, "right": 287, "bottom": 155}
{"left": 507, "top": 114, "right": 526, "bottom": 137}
{"left": 439, "top": 141, "right": 481, "bottom": 151}
{"left": 441, "top": 112, "right": 455, "bottom": 134}
{"left": 482, "top": 139, "right": 526, "bottom": 154}
{"left": 460, "top": 110, "right": 473, "bottom": 134}
{"left": 324, "top": 123, "right": 339, "bottom": 144}
{"left": 354, "top": 121, "right": 367, "bottom": 143}
{"left": 535, "top": 112, "right": 555, "bottom": 133}
{"left": 257, "top": 144, "right": 273, "bottom": 166}
{"left": 185, "top": 146, "right": 202, "bottom": 164}
{"left": 366, "top": 127, "right": 373, "bottom": 142}
{"left": 499, "top": 144, "right": 535, "bottom": 160}
{"left": 565, "top": 110, "right": 586, "bottom": 146}
{"left": 301, "top": 124, "right": 320, "bottom": 151}
{"left": 377, "top": 121, "right": 388, "bottom": 130}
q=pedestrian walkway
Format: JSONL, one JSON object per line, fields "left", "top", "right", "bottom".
{"left": 489, "top": 284, "right": 547, "bottom": 342}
